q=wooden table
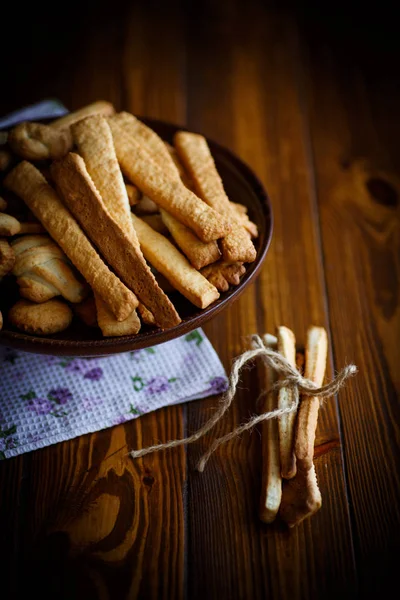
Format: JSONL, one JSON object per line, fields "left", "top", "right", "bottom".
{"left": 1, "top": 2, "right": 399, "bottom": 598}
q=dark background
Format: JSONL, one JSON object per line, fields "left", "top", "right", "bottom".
{"left": 1, "top": 1, "right": 400, "bottom": 117}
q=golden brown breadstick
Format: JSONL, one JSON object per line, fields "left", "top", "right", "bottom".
{"left": 137, "top": 302, "right": 156, "bottom": 325}
{"left": 200, "top": 261, "right": 246, "bottom": 292}
{"left": 132, "top": 213, "right": 220, "bottom": 309}
{"left": 109, "top": 114, "right": 232, "bottom": 242}
{"left": 174, "top": 132, "right": 256, "bottom": 262}
{"left": 72, "top": 116, "right": 142, "bottom": 334}
{"left": 51, "top": 153, "right": 180, "bottom": 329}
{"left": 4, "top": 161, "right": 136, "bottom": 321}
{"left": 0, "top": 197, "right": 7, "bottom": 211}
{"left": 0, "top": 238, "right": 15, "bottom": 278}
{"left": 111, "top": 114, "right": 191, "bottom": 189}
{"left": 160, "top": 209, "right": 221, "bottom": 270}
{"left": 277, "top": 326, "right": 298, "bottom": 480}
{"left": 125, "top": 183, "right": 142, "bottom": 206}
{"left": 164, "top": 143, "right": 194, "bottom": 189}
{"left": 72, "top": 116, "right": 136, "bottom": 238}
{"left": 95, "top": 295, "right": 141, "bottom": 337}
{"left": 0, "top": 213, "right": 20, "bottom": 236}
{"left": 109, "top": 112, "right": 180, "bottom": 179}
{"left": 8, "top": 122, "right": 73, "bottom": 160}
{"left": 230, "top": 202, "right": 258, "bottom": 238}
{"left": 254, "top": 336, "right": 282, "bottom": 524}
{"left": 279, "top": 463, "right": 322, "bottom": 527}
{"left": 295, "top": 326, "right": 328, "bottom": 471}
{"left": 51, "top": 100, "right": 115, "bottom": 130}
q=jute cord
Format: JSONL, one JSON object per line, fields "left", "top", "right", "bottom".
{"left": 129, "top": 334, "right": 357, "bottom": 471}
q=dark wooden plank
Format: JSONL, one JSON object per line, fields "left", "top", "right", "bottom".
{"left": 0, "top": 455, "right": 24, "bottom": 599}
{"left": 0, "top": 3, "right": 187, "bottom": 599}
{"left": 185, "top": 2, "right": 356, "bottom": 598}
{"left": 302, "top": 12, "right": 400, "bottom": 594}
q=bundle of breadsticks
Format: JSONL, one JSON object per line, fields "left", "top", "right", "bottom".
{"left": 0, "top": 101, "right": 258, "bottom": 336}
{"left": 259, "top": 325, "right": 328, "bottom": 527}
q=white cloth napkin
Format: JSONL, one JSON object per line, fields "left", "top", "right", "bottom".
{"left": 0, "top": 101, "right": 228, "bottom": 459}
{"left": 0, "top": 329, "right": 228, "bottom": 459}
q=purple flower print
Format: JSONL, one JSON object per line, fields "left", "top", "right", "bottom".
{"left": 65, "top": 358, "right": 86, "bottom": 373}
{"left": 27, "top": 397, "right": 53, "bottom": 415}
{"left": 82, "top": 397, "right": 103, "bottom": 411}
{"left": 208, "top": 376, "right": 229, "bottom": 394}
{"left": 48, "top": 387, "right": 72, "bottom": 405}
{"left": 26, "top": 432, "right": 41, "bottom": 444}
{"left": 183, "top": 351, "right": 196, "bottom": 366}
{"left": 84, "top": 367, "right": 103, "bottom": 381}
{"left": 147, "top": 376, "right": 170, "bottom": 395}
{"left": 5, "top": 437, "right": 17, "bottom": 450}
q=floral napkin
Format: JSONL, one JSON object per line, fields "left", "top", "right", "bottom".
{"left": 0, "top": 329, "right": 228, "bottom": 459}
{"left": 0, "top": 100, "right": 228, "bottom": 460}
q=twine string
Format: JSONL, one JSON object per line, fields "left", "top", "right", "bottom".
{"left": 129, "top": 334, "right": 357, "bottom": 471}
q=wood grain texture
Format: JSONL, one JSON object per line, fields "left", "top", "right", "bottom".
{"left": 186, "top": 2, "right": 356, "bottom": 598}
{"left": 0, "top": 455, "right": 25, "bottom": 599}
{"left": 0, "top": 0, "right": 399, "bottom": 598}
{"left": 302, "top": 14, "right": 400, "bottom": 594}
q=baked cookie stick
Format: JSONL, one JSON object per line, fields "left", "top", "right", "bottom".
{"left": 72, "top": 115, "right": 141, "bottom": 333}
{"left": 51, "top": 154, "right": 180, "bottom": 329}
{"left": 111, "top": 114, "right": 194, "bottom": 191}
{"left": 277, "top": 326, "right": 298, "bottom": 479}
{"left": 253, "top": 335, "right": 282, "bottom": 524}
{"left": 72, "top": 116, "right": 136, "bottom": 239}
{"left": 230, "top": 202, "right": 258, "bottom": 238}
{"left": 137, "top": 302, "right": 156, "bottom": 325}
{"left": 109, "top": 115, "right": 231, "bottom": 242}
{"left": 111, "top": 112, "right": 180, "bottom": 179}
{"left": 294, "top": 326, "right": 328, "bottom": 471}
{"left": 95, "top": 295, "right": 141, "bottom": 337}
{"left": 51, "top": 100, "right": 115, "bottom": 131}
{"left": 160, "top": 209, "right": 221, "bottom": 270}
{"left": 200, "top": 261, "right": 246, "bottom": 292}
{"left": 174, "top": 131, "right": 256, "bottom": 263}
{"left": 4, "top": 161, "right": 136, "bottom": 321}
{"left": 279, "top": 463, "right": 322, "bottom": 527}
{"left": 132, "top": 214, "right": 220, "bottom": 309}
{"left": 279, "top": 326, "right": 327, "bottom": 526}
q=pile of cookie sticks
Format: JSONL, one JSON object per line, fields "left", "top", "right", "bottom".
{"left": 0, "top": 101, "right": 258, "bottom": 335}
{"left": 259, "top": 325, "right": 328, "bottom": 527}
